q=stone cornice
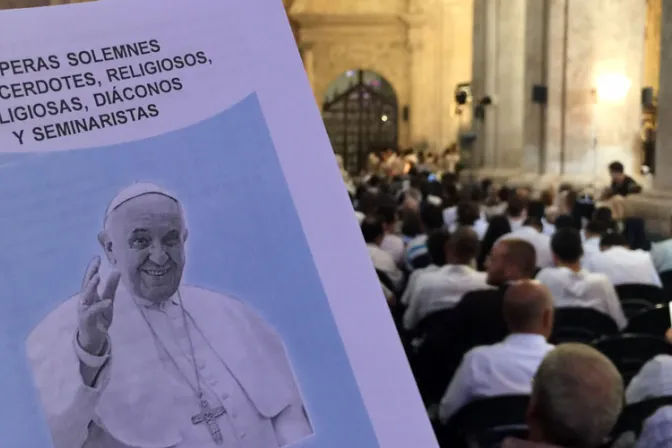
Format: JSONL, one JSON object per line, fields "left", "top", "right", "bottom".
{"left": 400, "top": 13, "right": 427, "bottom": 28}
{"left": 294, "top": 12, "right": 409, "bottom": 44}
{"left": 290, "top": 12, "right": 407, "bottom": 28}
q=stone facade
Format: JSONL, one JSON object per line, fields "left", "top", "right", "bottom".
{"left": 289, "top": 0, "right": 474, "bottom": 151}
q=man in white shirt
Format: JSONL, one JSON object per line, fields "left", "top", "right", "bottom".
{"left": 361, "top": 217, "right": 405, "bottom": 291}
{"left": 527, "top": 200, "right": 555, "bottom": 237}
{"left": 586, "top": 233, "right": 662, "bottom": 287}
{"left": 506, "top": 196, "right": 527, "bottom": 232}
{"left": 438, "top": 280, "right": 555, "bottom": 422}
{"left": 537, "top": 228, "right": 627, "bottom": 329}
{"left": 399, "top": 230, "right": 451, "bottom": 307}
{"left": 403, "top": 228, "right": 489, "bottom": 330}
{"left": 500, "top": 217, "right": 553, "bottom": 269}
{"left": 26, "top": 183, "right": 312, "bottom": 448}
{"left": 626, "top": 355, "right": 672, "bottom": 404}
{"left": 582, "top": 220, "right": 607, "bottom": 268}
{"left": 506, "top": 344, "right": 623, "bottom": 448}
{"left": 650, "top": 238, "right": 672, "bottom": 274}
{"left": 377, "top": 203, "right": 405, "bottom": 266}
{"left": 449, "top": 201, "right": 489, "bottom": 240}
{"left": 405, "top": 203, "right": 445, "bottom": 270}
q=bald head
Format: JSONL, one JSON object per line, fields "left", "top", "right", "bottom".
{"left": 529, "top": 344, "right": 623, "bottom": 448}
{"left": 503, "top": 280, "right": 554, "bottom": 336}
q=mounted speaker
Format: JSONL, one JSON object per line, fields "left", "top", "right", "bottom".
{"left": 532, "top": 85, "right": 548, "bottom": 104}
{"left": 642, "top": 87, "right": 654, "bottom": 107}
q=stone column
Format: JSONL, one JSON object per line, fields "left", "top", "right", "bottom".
{"left": 654, "top": 0, "right": 672, "bottom": 190}
{"left": 545, "top": 0, "right": 646, "bottom": 184}
{"left": 406, "top": 15, "right": 428, "bottom": 147}
{"left": 440, "top": 0, "right": 473, "bottom": 150}
{"left": 493, "top": 0, "right": 526, "bottom": 170}
{"left": 473, "top": 0, "right": 545, "bottom": 174}
{"left": 521, "top": 0, "right": 548, "bottom": 175}
{"left": 471, "top": 0, "right": 487, "bottom": 167}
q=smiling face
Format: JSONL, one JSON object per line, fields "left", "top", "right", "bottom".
{"left": 100, "top": 193, "right": 187, "bottom": 303}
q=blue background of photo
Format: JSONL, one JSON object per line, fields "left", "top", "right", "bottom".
{"left": 0, "top": 94, "right": 378, "bottom": 447}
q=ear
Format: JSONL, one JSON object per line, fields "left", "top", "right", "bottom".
{"left": 183, "top": 228, "right": 189, "bottom": 243}
{"left": 98, "top": 231, "right": 117, "bottom": 265}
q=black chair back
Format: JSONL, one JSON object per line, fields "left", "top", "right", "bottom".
{"left": 615, "top": 284, "right": 666, "bottom": 319}
{"left": 660, "top": 270, "right": 672, "bottom": 289}
{"left": 611, "top": 396, "right": 672, "bottom": 437}
{"left": 615, "top": 283, "right": 666, "bottom": 305}
{"left": 409, "top": 309, "right": 457, "bottom": 405}
{"left": 620, "top": 299, "right": 655, "bottom": 319}
{"left": 624, "top": 304, "right": 671, "bottom": 338}
{"left": 551, "top": 307, "right": 619, "bottom": 344}
{"left": 438, "top": 395, "right": 530, "bottom": 448}
{"left": 592, "top": 335, "right": 672, "bottom": 385}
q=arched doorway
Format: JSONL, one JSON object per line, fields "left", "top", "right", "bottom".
{"left": 322, "top": 70, "right": 398, "bottom": 174}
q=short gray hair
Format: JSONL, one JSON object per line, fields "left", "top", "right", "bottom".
{"left": 532, "top": 344, "right": 624, "bottom": 448}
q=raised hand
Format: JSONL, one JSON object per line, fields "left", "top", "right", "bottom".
{"left": 77, "top": 256, "right": 121, "bottom": 355}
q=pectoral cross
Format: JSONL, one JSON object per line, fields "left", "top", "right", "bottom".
{"left": 191, "top": 398, "right": 226, "bottom": 445}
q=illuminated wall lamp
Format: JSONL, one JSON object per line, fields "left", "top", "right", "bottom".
{"left": 595, "top": 73, "right": 632, "bottom": 103}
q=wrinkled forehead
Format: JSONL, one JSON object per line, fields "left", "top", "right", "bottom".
{"left": 104, "top": 193, "right": 185, "bottom": 232}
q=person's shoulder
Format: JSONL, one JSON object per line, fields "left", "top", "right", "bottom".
{"left": 26, "top": 294, "right": 80, "bottom": 355}
{"left": 649, "top": 354, "right": 672, "bottom": 368}
{"left": 384, "top": 233, "right": 404, "bottom": 247}
{"left": 535, "top": 267, "right": 555, "bottom": 280}
{"left": 583, "top": 270, "right": 612, "bottom": 285}
{"left": 182, "top": 285, "right": 272, "bottom": 329}
{"left": 463, "top": 342, "right": 501, "bottom": 364}
{"left": 408, "top": 234, "right": 427, "bottom": 247}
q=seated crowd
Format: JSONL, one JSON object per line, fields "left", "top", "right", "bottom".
{"left": 353, "top": 161, "right": 672, "bottom": 448}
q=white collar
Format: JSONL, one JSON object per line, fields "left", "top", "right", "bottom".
{"left": 504, "top": 333, "right": 548, "bottom": 346}
{"left": 605, "top": 245, "right": 630, "bottom": 254}
{"left": 554, "top": 265, "right": 585, "bottom": 276}
{"left": 134, "top": 292, "right": 179, "bottom": 310}
{"left": 441, "top": 264, "right": 475, "bottom": 274}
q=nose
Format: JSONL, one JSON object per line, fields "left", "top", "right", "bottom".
{"left": 148, "top": 243, "right": 169, "bottom": 266}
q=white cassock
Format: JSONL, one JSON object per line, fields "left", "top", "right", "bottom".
{"left": 26, "top": 285, "right": 312, "bottom": 448}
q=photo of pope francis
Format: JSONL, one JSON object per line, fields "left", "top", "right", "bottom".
{"left": 26, "top": 182, "right": 313, "bottom": 448}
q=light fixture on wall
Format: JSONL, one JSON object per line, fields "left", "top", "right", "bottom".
{"left": 595, "top": 73, "right": 632, "bottom": 103}
{"left": 590, "top": 73, "right": 632, "bottom": 188}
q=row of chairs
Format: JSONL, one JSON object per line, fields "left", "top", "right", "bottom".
{"left": 435, "top": 394, "right": 672, "bottom": 448}
{"left": 551, "top": 304, "right": 670, "bottom": 344}
{"left": 616, "top": 283, "right": 669, "bottom": 318}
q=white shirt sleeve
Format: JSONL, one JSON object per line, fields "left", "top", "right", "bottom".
{"left": 626, "top": 357, "right": 664, "bottom": 404}
{"left": 73, "top": 332, "right": 111, "bottom": 370}
{"left": 400, "top": 270, "right": 420, "bottom": 306}
{"left": 600, "top": 280, "right": 628, "bottom": 330}
{"left": 648, "top": 260, "right": 663, "bottom": 288}
{"left": 438, "top": 351, "right": 476, "bottom": 423}
{"left": 402, "top": 279, "right": 427, "bottom": 330}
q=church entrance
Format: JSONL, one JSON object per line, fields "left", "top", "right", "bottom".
{"left": 322, "top": 70, "right": 398, "bottom": 174}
